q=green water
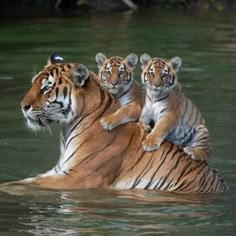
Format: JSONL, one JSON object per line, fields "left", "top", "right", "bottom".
{"left": 0, "top": 10, "right": 236, "bottom": 235}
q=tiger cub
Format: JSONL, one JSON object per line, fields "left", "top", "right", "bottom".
{"left": 95, "top": 52, "right": 143, "bottom": 131}
{"left": 139, "top": 53, "right": 211, "bottom": 162}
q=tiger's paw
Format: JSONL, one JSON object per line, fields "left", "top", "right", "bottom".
{"left": 100, "top": 117, "right": 115, "bottom": 131}
{"left": 142, "top": 136, "right": 161, "bottom": 152}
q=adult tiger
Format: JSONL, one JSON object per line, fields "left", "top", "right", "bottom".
{"left": 1, "top": 53, "right": 228, "bottom": 193}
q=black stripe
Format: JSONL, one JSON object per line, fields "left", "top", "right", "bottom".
{"left": 52, "top": 100, "right": 63, "bottom": 108}
{"left": 142, "top": 143, "right": 174, "bottom": 189}
{"left": 156, "top": 94, "right": 169, "bottom": 102}
{"left": 205, "top": 174, "right": 217, "bottom": 192}
{"left": 65, "top": 89, "right": 113, "bottom": 149}
{"left": 63, "top": 138, "right": 89, "bottom": 165}
{"left": 117, "top": 82, "right": 132, "bottom": 99}
{"left": 63, "top": 86, "right": 67, "bottom": 99}
{"left": 63, "top": 171, "right": 70, "bottom": 176}
{"left": 177, "top": 179, "right": 194, "bottom": 192}
{"left": 132, "top": 152, "right": 156, "bottom": 188}
{"left": 146, "top": 148, "right": 178, "bottom": 190}
{"left": 55, "top": 87, "right": 59, "bottom": 98}
{"left": 174, "top": 160, "right": 193, "bottom": 185}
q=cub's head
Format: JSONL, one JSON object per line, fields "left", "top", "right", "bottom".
{"left": 21, "top": 53, "right": 90, "bottom": 131}
{"left": 95, "top": 52, "right": 138, "bottom": 96}
{"left": 140, "top": 53, "right": 182, "bottom": 92}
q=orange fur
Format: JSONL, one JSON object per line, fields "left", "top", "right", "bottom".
{"left": 0, "top": 55, "right": 227, "bottom": 193}
{"left": 140, "top": 54, "right": 211, "bottom": 162}
{"left": 96, "top": 53, "right": 144, "bottom": 131}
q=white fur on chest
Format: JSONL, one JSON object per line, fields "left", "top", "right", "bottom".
{"left": 145, "top": 95, "right": 168, "bottom": 122}
{"left": 119, "top": 93, "right": 133, "bottom": 106}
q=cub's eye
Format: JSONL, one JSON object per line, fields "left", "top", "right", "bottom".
{"left": 105, "top": 67, "right": 111, "bottom": 75}
{"left": 162, "top": 69, "right": 168, "bottom": 77}
{"left": 149, "top": 69, "right": 154, "bottom": 77}
{"left": 119, "top": 70, "right": 124, "bottom": 76}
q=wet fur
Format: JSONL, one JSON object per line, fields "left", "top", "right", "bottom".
{"left": 0, "top": 55, "right": 227, "bottom": 193}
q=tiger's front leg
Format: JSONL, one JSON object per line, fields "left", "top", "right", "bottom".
{"left": 142, "top": 112, "right": 177, "bottom": 152}
{"left": 100, "top": 103, "right": 141, "bottom": 131}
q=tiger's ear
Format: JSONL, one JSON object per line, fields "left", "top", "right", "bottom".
{"left": 125, "top": 54, "right": 138, "bottom": 69}
{"left": 170, "top": 56, "right": 182, "bottom": 73}
{"left": 45, "top": 52, "right": 64, "bottom": 67}
{"left": 72, "top": 64, "right": 90, "bottom": 87}
{"left": 95, "top": 52, "right": 107, "bottom": 69}
{"left": 140, "top": 53, "right": 152, "bottom": 69}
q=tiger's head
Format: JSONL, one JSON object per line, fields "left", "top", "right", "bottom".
{"left": 95, "top": 52, "right": 138, "bottom": 96}
{"left": 140, "top": 53, "right": 182, "bottom": 93}
{"left": 21, "top": 53, "right": 91, "bottom": 131}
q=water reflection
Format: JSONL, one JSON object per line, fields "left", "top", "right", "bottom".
{"left": 0, "top": 9, "right": 236, "bottom": 236}
{"left": 0, "top": 187, "right": 230, "bottom": 235}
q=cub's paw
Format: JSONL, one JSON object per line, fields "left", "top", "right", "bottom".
{"left": 142, "top": 123, "right": 152, "bottom": 133}
{"left": 100, "top": 116, "right": 115, "bottom": 131}
{"left": 183, "top": 147, "right": 195, "bottom": 159}
{"left": 183, "top": 147, "right": 208, "bottom": 162}
{"left": 142, "top": 135, "right": 161, "bottom": 152}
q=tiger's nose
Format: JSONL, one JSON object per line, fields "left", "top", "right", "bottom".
{"left": 21, "top": 100, "right": 32, "bottom": 112}
{"left": 22, "top": 104, "right": 31, "bottom": 112}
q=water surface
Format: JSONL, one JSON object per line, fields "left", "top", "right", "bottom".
{"left": 0, "top": 9, "right": 235, "bottom": 235}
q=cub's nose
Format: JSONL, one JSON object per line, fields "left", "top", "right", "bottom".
{"left": 111, "top": 80, "right": 119, "bottom": 86}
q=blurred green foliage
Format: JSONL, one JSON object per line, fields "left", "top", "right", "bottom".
{"left": 1, "top": 0, "right": 235, "bottom": 12}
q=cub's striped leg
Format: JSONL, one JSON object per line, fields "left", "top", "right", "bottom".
{"left": 184, "top": 125, "right": 211, "bottom": 161}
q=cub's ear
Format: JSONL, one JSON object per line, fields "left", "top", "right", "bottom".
{"left": 170, "top": 56, "right": 182, "bottom": 72}
{"left": 45, "top": 52, "right": 64, "bottom": 67}
{"left": 140, "top": 53, "right": 152, "bottom": 69}
{"left": 72, "top": 64, "right": 90, "bottom": 87}
{"left": 95, "top": 52, "right": 107, "bottom": 69}
{"left": 125, "top": 54, "right": 138, "bottom": 69}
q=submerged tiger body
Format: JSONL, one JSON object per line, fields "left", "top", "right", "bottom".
{"left": 95, "top": 53, "right": 143, "bottom": 131}
{"left": 0, "top": 54, "right": 228, "bottom": 193}
{"left": 140, "top": 54, "right": 211, "bottom": 162}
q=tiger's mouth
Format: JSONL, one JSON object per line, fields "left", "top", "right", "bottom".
{"left": 23, "top": 113, "right": 53, "bottom": 131}
{"left": 147, "top": 83, "right": 162, "bottom": 91}
{"left": 108, "top": 87, "right": 119, "bottom": 94}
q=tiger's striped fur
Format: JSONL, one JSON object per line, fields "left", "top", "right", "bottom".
{"left": 1, "top": 53, "right": 227, "bottom": 193}
{"left": 95, "top": 53, "right": 143, "bottom": 131}
{"left": 140, "top": 53, "right": 211, "bottom": 162}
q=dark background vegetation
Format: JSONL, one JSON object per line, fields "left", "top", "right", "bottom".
{"left": 1, "top": 0, "right": 235, "bottom": 20}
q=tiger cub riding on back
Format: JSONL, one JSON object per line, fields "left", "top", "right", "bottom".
{"left": 139, "top": 53, "right": 211, "bottom": 162}
{"left": 95, "top": 53, "right": 143, "bottom": 131}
